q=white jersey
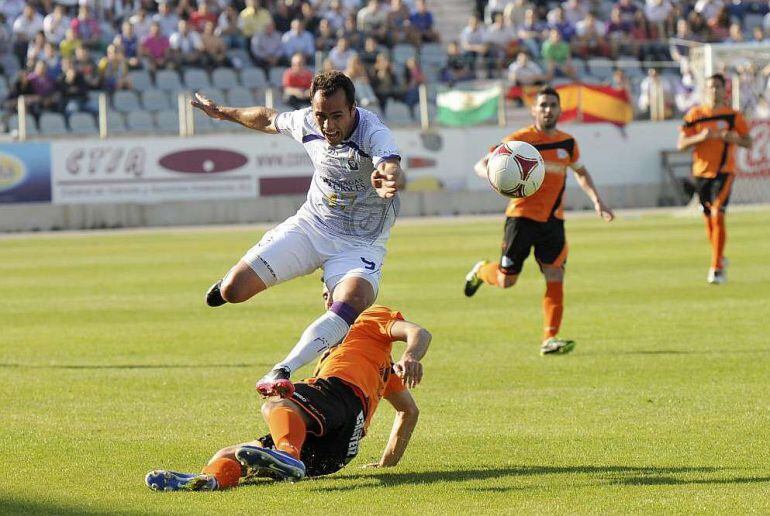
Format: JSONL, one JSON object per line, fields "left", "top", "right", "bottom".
{"left": 273, "top": 107, "right": 401, "bottom": 243}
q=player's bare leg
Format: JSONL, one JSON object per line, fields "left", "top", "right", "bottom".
{"left": 206, "top": 260, "right": 268, "bottom": 306}
{"left": 539, "top": 266, "right": 574, "bottom": 355}
{"left": 257, "top": 277, "right": 375, "bottom": 397}
{"left": 464, "top": 260, "right": 517, "bottom": 297}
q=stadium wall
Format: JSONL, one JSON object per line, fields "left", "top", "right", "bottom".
{"left": 0, "top": 119, "right": 740, "bottom": 232}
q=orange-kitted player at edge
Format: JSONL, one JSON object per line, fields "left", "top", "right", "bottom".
{"left": 678, "top": 73, "right": 753, "bottom": 285}
{"left": 464, "top": 86, "right": 614, "bottom": 356}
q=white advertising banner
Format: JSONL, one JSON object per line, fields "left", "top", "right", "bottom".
{"left": 51, "top": 134, "right": 313, "bottom": 205}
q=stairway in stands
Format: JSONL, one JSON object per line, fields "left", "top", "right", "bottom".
{"left": 432, "top": 1, "right": 476, "bottom": 45}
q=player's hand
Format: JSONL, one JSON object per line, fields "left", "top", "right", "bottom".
{"left": 394, "top": 355, "right": 422, "bottom": 388}
{"left": 191, "top": 92, "right": 227, "bottom": 120}
{"left": 699, "top": 127, "right": 718, "bottom": 141}
{"left": 595, "top": 202, "right": 614, "bottom": 222}
{"left": 371, "top": 167, "right": 400, "bottom": 199}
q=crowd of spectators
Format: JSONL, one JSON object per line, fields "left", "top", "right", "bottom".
{"left": 1, "top": 0, "right": 440, "bottom": 129}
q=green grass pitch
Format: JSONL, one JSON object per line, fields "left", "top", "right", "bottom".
{"left": 2, "top": 208, "right": 770, "bottom": 515}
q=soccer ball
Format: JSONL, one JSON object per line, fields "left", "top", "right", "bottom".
{"left": 486, "top": 141, "right": 545, "bottom": 198}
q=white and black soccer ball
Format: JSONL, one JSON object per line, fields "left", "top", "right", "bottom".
{"left": 486, "top": 141, "right": 545, "bottom": 198}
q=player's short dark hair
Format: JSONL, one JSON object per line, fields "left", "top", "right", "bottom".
{"left": 537, "top": 86, "right": 561, "bottom": 103}
{"left": 708, "top": 73, "right": 726, "bottom": 87}
{"left": 311, "top": 71, "right": 356, "bottom": 107}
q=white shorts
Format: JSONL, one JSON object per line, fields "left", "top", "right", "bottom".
{"left": 242, "top": 214, "right": 387, "bottom": 294}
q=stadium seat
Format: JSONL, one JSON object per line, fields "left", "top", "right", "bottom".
{"left": 39, "top": 112, "right": 68, "bottom": 135}
{"left": 155, "top": 69, "right": 183, "bottom": 92}
{"left": 212, "top": 67, "right": 239, "bottom": 90}
{"left": 383, "top": 101, "right": 414, "bottom": 125}
{"left": 240, "top": 68, "right": 267, "bottom": 89}
{"left": 112, "top": 90, "right": 141, "bottom": 113}
{"left": 0, "top": 55, "right": 20, "bottom": 77}
{"left": 204, "top": 88, "right": 226, "bottom": 105}
{"left": 192, "top": 110, "right": 213, "bottom": 133}
{"left": 0, "top": 79, "right": 8, "bottom": 102}
{"left": 184, "top": 68, "right": 212, "bottom": 91}
{"left": 268, "top": 67, "right": 287, "bottom": 88}
{"left": 106, "top": 112, "right": 127, "bottom": 134}
{"left": 68, "top": 112, "right": 98, "bottom": 134}
{"left": 128, "top": 70, "right": 152, "bottom": 91}
{"left": 587, "top": 58, "right": 614, "bottom": 80}
{"left": 617, "top": 59, "right": 643, "bottom": 78}
{"left": 8, "top": 114, "right": 39, "bottom": 136}
{"left": 142, "top": 88, "right": 171, "bottom": 112}
{"left": 392, "top": 44, "right": 417, "bottom": 65}
{"left": 226, "top": 86, "right": 255, "bottom": 106}
{"left": 126, "top": 111, "right": 156, "bottom": 132}
{"left": 155, "top": 109, "right": 181, "bottom": 133}
{"left": 226, "top": 48, "right": 252, "bottom": 69}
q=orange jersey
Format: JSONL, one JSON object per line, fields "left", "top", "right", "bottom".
{"left": 312, "top": 305, "right": 406, "bottom": 431}
{"left": 680, "top": 105, "right": 749, "bottom": 178}
{"left": 499, "top": 125, "right": 581, "bottom": 222}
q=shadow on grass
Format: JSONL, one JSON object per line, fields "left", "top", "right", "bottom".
{"left": 307, "top": 465, "right": 766, "bottom": 493}
{"left": 0, "top": 363, "right": 262, "bottom": 370}
{"left": 0, "top": 497, "right": 102, "bottom": 515}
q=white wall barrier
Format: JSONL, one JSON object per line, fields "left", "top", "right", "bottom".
{"left": 6, "top": 119, "right": 763, "bottom": 232}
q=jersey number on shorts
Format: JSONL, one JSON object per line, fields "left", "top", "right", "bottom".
{"left": 361, "top": 257, "right": 376, "bottom": 270}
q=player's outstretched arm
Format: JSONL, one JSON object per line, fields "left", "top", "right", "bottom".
{"left": 571, "top": 165, "right": 614, "bottom": 222}
{"left": 390, "top": 320, "right": 431, "bottom": 388}
{"left": 191, "top": 92, "right": 279, "bottom": 134}
{"left": 371, "top": 159, "right": 406, "bottom": 199}
{"left": 367, "top": 389, "right": 419, "bottom": 468}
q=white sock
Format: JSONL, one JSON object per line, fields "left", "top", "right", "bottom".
{"left": 275, "top": 311, "right": 350, "bottom": 373}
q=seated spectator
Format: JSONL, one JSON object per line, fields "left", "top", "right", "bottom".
{"left": 486, "top": 12, "right": 517, "bottom": 67}
{"left": 74, "top": 46, "right": 99, "bottom": 88}
{"left": 4, "top": 70, "right": 37, "bottom": 120}
{"left": 321, "top": 57, "right": 335, "bottom": 74}
{"left": 359, "top": 36, "right": 380, "bottom": 67}
{"left": 250, "top": 21, "right": 284, "bottom": 73}
{"left": 12, "top": 4, "right": 44, "bottom": 67}
{"left": 98, "top": 44, "right": 131, "bottom": 91}
{"left": 57, "top": 58, "right": 97, "bottom": 116}
{"left": 344, "top": 54, "right": 377, "bottom": 108}
{"left": 388, "top": 0, "right": 412, "bottom": 45}
{"left": 616, "top": 0, "right": 640, "bottom": 25}
{"left": 562, "top": 0, "right": 588, "bottom": 26}
{"left": 41, "top": 42, "right": 62, "bottom": 80}
{"left": 507, "top": 51, "right": 546, "bottom": 86}
{"left": 29, "top": 60, "right": 59, "bottom": 112}
{"left": 575, "top": 12, "right": 610, "bottom": 58}
{"left": 609, "top": 68, "right": 632, "bottom": 100}
{"left": 1, "top": 0, "right": 26, "bottom": 30}
{"left": 370, "top": 53, "right": 404, "bottom": 116}
{"left": 315, "top": 18, "right": 338, "bottom": 53}
{"left": 541, "top": 28, "right": 577, "bottom": 80}
{"left": 272, "top": 1, "right": 292, "bottom": 33}
{"left": 644, "top": 0, "right": 673, "bottom": 38}
{"left": 606, "top": 6, "right": 633, "bottom": 58}
{"left": 725, "top": 22, "right": 744, "bottom": 44}
{"left": 153, "top": 2, "right": 180, "bottom": 37}
{"left": 26, "top": 31, "right": 48, "bottom": 69}
{"left": 546, "top": 7, "right": 576, "bottom": 42}
{"left": 629, "top": 10, "right": 652, "bottom": 59}
{"left": 694, "top": 0, "right": 724, "bottom": 24}
{"left": 339, "top": 14, "right": 366, "bottom": 51}
{"left": 281, "top": 20, "right": 314, "bottom": 62}
{"left": 516, "top": 8, "right": 546, "bottom": 58}
{"left": 410, "top": 0, "right": 440, "bottom": 44}
{"left": 503, "top": 0, "right": 530, "bottom": 31}
{"left": 357, "top": 0, "right": 390, "bottom": 44}
{"left": 328, "top": 37, "right": 356, "bottom": 71}
{"left": 459, "top": 16, "right": 491, "bottom": 78}
{"left": 216, "top": 5, "right": 242, "bottom": 49}
{"left": 70, "top": 4, "right": 102, "bottom": 49}
{"left": 282, "top": 53, "right": 313, "bottom": 110}
{"left": 43, "top": 4, "right": 70, "bottom": 45}
{"left": 403, "top": 56, "right": 424, "bottom": 119}
{"left": 0, "top": 14, "right": 10, "bottom": 68}
{"left": 190, "top": 3, "right": 217, "bottom": 33}
{"left": 324, "top": 0, "right": 346, "bottom": 32}
{"left": 113, "top": 21, "right": 140, "bottom": 69}
{"left": 169, "top": 19, "right": 203, "bottom": 68}
{"left": 140, "top": 22, "right": 171, "bottom": 72}
{"left": 638, "top": 68, "right": 673, "bottom": 118}
{"left": 752, "top": 26, "right": 766, "bottom": 43}
{"left": 129, "top": 8, "right": 153, "bottom": 41}
{"left": 240, "top": 0, "right": 272, "bottom": 38}
{"left": 441, "top": 40, "right": 474, "bottom": 85}
{"left": 687, "top": 11, "right": 710, "bottom": 40}
{"left": 300, "top": 3, "right": 321, "bottom": 35}
{"left": 200, "top": 21, "right": 229, "bottom": 70}
{"left": 708, "top": 7, "right": 731, "bottom": 41}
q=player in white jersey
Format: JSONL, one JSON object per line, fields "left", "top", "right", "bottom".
{"left": 192, "top": 72, "right": 406, "bottom": 398}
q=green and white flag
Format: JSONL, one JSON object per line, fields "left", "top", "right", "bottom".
{"left": 436, "top": 86, "right": 501, "bottom": 126}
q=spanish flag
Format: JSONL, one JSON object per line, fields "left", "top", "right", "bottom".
{"left": 508, "top": 83, "right": 634, "bottom": 127}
